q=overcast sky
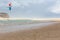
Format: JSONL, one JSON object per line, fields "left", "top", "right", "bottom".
{"left": 0, "top": 0, "right": 60, "bottom": 18}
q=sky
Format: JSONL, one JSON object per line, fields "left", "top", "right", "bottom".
{"left": 0, "top": 0, "right": 60, "bottom": 18}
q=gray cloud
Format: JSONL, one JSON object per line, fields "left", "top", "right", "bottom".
{"left": 0, "top": 0, "right": 60, "bottom": 18}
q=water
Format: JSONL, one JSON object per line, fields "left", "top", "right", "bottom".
{"left": 0, "top": 20, "right": 32, "bottom": 24}
{"left": 0, "top": 20, "right": 58, "bottom": 33}
{"left": 0, "top": 20, "right": 32, "bottom": 26}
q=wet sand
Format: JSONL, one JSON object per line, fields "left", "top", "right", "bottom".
{"left": 0, "top": 22, "right": 60, "bottom": 40}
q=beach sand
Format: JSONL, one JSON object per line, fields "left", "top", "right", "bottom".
{"left": 0, "top": 22, "right": 60, "bottom": 40}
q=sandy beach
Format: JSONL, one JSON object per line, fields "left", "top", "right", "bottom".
{"left": 0, "top": 22, "right": 60, "bottom": 40}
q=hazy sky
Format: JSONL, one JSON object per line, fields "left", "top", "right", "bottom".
{"left": 0, "top": 0, "right": 60, "bottom": 18}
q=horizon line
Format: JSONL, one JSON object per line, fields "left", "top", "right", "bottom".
{"left": 0, "top": 18, "right": 60, "bottom": 20}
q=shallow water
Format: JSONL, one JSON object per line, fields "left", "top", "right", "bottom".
{"left": 0, "top": 22, "right": 58, "bottom": 33}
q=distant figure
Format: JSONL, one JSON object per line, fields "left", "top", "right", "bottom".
{"left": 0, "top": 12, "right": 9, "bottom": 18}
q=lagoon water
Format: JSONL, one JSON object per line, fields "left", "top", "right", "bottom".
{"left": 0, "top": 20, "right": 58, "bottom": 33}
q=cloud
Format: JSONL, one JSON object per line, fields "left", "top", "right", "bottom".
{"left": 8, "top": 0, "right": 45, "bottom": 8}
{"left": 0, "top": 0, "right": 60, "bottom": 18}
{"left": 10, "top": 0, "right": 58, "bottom": 18}
{"left": 0, "top": 0, "right": 55, "bottom": 8}
{"left": 49, "top": 0, "right": 60, "bottom": 14}
{"left": 0, "top": 0, "right": 45, "bottom": 8}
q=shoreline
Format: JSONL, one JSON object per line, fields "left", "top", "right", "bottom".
{"left": 0, "top": 22, "right": 59, "bottom": 40}
{"left": 0, "top": 22, "right": 58, "bottom": 33}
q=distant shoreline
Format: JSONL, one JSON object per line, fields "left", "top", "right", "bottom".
{"left": 0, "top": 18, "right": 60, "bottom": 21}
